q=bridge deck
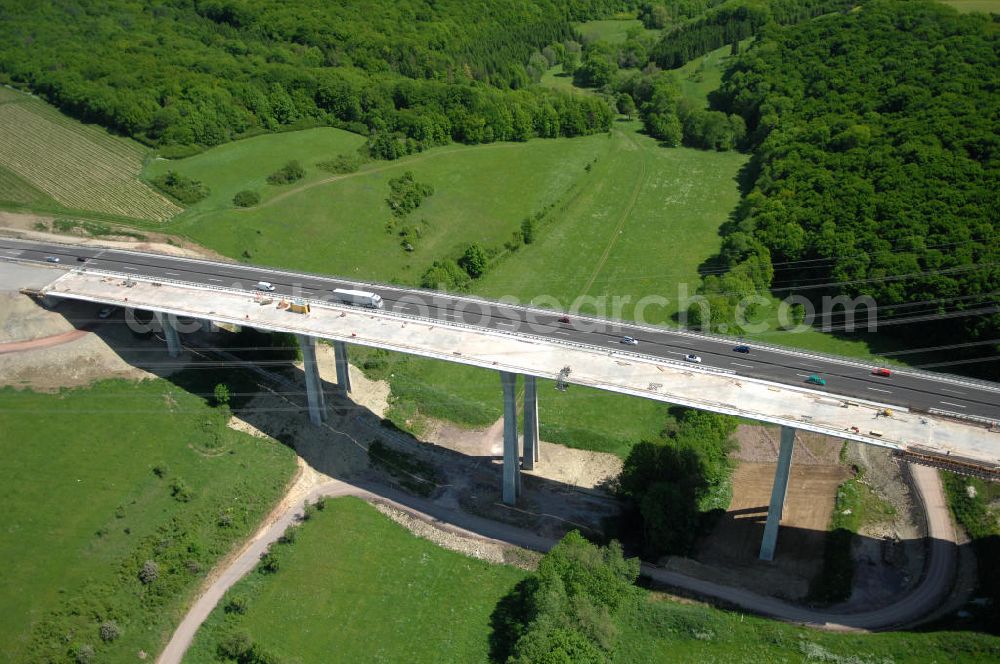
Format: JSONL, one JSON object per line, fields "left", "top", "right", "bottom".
{"left": 44, "top": 269, "right": 1000, "bottom": 469}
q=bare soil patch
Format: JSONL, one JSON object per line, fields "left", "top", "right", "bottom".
{"left": 0, "top": 210, "right": 230, "bottom": 260}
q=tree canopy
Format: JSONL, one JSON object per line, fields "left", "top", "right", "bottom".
{"left": 0, "top": 0, "right": 625, "bottom": 150}
{"left": 710, "top": 0, "right": 999, "bottom": 357}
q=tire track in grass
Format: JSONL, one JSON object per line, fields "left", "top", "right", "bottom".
{"left": 579, "top": 130, "right": 648, "bottom": 298}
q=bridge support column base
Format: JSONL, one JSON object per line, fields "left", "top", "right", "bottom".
{"left": 297, "top": 334, "right": 327, "bottom": 426}
{"left": 759, "top": 425, "right": 796, "bottom": 561}
{"left": 523, "top": 375, "right": 539, "bottom": 470}
{"left": 155, "top": 311, "right": 181, "bottom": 358}
{"left": 334, "top": 340, "right": 352, "bottom": 394}
{"left": 500, "top": 371, "right": 520, "bottom": 505}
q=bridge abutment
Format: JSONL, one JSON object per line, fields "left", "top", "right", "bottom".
{"left": 297, "top": 334, "right": 327, "bottom": 426}
{"left": 759, "top": 425, "right": 796, "bottom": 561}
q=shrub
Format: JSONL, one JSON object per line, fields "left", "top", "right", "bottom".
{"left": 458, "top": 243, "right": 488, "bottom": 278}
{"left": 99, "top": 620, "right": 121, "bottom": 642}
{"left": 74, "top": 644, "right": 95, "bottom": 664}
{"left": 266, "top": 161, "right": 305, "bottom": 185}
{"left": 225, "top": 596, "right": 249, "bottom": 615}
{"left": 521, "top": 218, "right": 536, "bottom": 244}
{"left": 218, "top": 631, "right": 253, "bottom": 659}
{"left": 139, "top": 560, "right": 159, "bottom": 585}
{"left": 317, "top": 153, "right": 366, "bottom": 174}
{"left": 233, "top": 189, "right": 260, "bottom": 207}
{"left": 213, "top": 383, "right": 231, "bottom": 407}
{"left": 151, "top": 171, "right": 209, "bottom": 204}
{"left": 170, "top": 478, "right": 193, "bottom": 502}
{"left": 260, "top": 551, "right": 280, "bottom": 574}
{"left": 420, "top": 259, "right": 470, "bottom": 292}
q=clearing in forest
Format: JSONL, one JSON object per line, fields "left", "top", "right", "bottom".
{"left": 0, "top": 88, "right": 180, "bottom": 221}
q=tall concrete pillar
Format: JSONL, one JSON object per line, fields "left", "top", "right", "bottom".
{"left": 296, "top": 334, "right": 327, "bottom": 425}
{"left": 523, "top": 375, "right": 539, "bottom": 470}
{"left": 155, "top": 311, "right": 181, "bottom": 358}
{"left": 500, "top": 371, "right": 520, "bottom": 505}
{"left": 333, "top": 340, "right": 352, "bottom": 394}
{"left": 759, "top": 425, "right": 796, "bottom": 561}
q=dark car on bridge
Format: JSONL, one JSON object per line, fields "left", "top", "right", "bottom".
{"left": 733, "top": 345, "right": 751, "bottom": 353}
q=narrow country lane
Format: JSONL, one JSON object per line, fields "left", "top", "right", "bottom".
{"left": 157, "top": 460, "right": 958, "bottom": 663}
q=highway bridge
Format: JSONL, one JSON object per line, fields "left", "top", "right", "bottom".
{"left": 3, "top": 236, "right": 998, "bottom": 560}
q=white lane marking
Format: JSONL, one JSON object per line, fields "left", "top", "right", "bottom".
{"left": 165, "top": 271, "right": 180, "bottom": 276}
{"left": 940, "top": 388, "right": 965, "bottom": 395}
{"left": 665, "top": 350, "right": 683, "bottom": 355}
{"left": 867, "top": 387, "right": 892, "bottom": 394}
{"left": 731, "top": 362, "right": 754, "bottom": 368}
{"left": 939, "top": 401, "right": 967, "bottom": 409}
{"left": 208, "top": 278, "right": 222, "bottom": 282}
{"left": 300, "top": 290, "right": 314, "bottom": 295}
{"left": 123, "top": 267, "right": 137, "bottom": 271}
{"left": 552, "top": 330, "right": 571, "bottom": 336}
{"left": 496, "top": 320, "right": 517, "bottom": 327}
{"left": 795, "top": 373, "right": 811, "bottom": 378}
{"left": 800, "top": 362, "right": 822, "bottom": 369}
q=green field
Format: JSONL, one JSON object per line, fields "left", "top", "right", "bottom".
{"left": 674, "top": 41, "right": 750, "bottom": 107}
{"left": 576, "top": 18, "right": 658, "bottom": 44}
{"left": 938, "top": 0, "right": 999, "bottom": 12}
{"left": 184, "top": 497, "right": 528, "bottom": 663}
{"left": 0, "top": 87, "right": 180, "bottom": 221}
{"left": 0, "top": 380, "right": 296, "bottom": 663}
{"left": 185, "top": 497, "right": 1000, "bottom": 663}
{"left": 157, "top": 131, "right": 614, "bottom": 283}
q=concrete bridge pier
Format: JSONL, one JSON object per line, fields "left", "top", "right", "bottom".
{"left": 523, "top": 375, "right": 540, "bottom": 470}
{"left": 759, "top": 425, "right": 796, "bottom": 561}
{"left": 154, "top": 311, "right": 181, "bottom": 358}
{"left": 297, "top": 334, "right": 327, "bottom": 425}
{"left": 333, "top": 340, "right": 352, "bottom": 394}
{"left": 500, "top": 371, "right": 521, "bottom": 505}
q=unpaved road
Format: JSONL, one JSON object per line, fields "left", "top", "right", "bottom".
{"left": 158, "top": 461, "right": 957, "bottom": 663}
{"left": 0, "top": 328, "right": 89, "bottom": 354}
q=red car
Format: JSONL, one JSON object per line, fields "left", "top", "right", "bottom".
{"left": 872, "top": 367, "right": 892, "bottom": 377}
{"left": 557, "top": 316, "right": 571, "bottom": 324}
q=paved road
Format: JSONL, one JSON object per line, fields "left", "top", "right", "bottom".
{"left": 3, "top": 237, "right": 999, "bottom": 422}
{"left": 157, "top": 465, "right": 958, "bottom": 663}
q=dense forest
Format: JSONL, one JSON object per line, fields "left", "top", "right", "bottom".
{"left": 649, "top": 0, "right": 856, "bottom": 68}
{"left": 701, "top": 0, "right": 998, "bottom": 358}
{"left": 0, "top": 0, "right": 630, "bottom": 152}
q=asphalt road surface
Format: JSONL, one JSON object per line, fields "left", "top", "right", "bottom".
{"left": 3, "top": 237, "right": 998, "bottom": 422}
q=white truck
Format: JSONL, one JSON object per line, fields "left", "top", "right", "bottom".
{"left": 332, "top": 288, "right": 384, "bottom": 309}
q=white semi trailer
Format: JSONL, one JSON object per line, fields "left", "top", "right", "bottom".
{"left": 332, "top": 288, "right": 384, "bottom": 309}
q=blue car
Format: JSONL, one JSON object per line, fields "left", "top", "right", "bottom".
{"left": 733, "top": 345, "right": 750, "bottom": 353}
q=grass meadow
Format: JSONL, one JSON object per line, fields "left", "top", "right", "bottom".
{"left": 185, "top": 497, "right": 1000, "bottom": 664}
{"left": 0, "top": 379, "right": 296, "bottom": 663}
{"left": 575, "top": 18, "right": 659, "bottom": 44}
{"left": 184, "top": 497, "right": 528, "bottom": 664}
{"left": 938, "top": 0, "right": 1000, "bottom": 12}
{"left": 0, "top": 86, "right": 180, "bottom": 221}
